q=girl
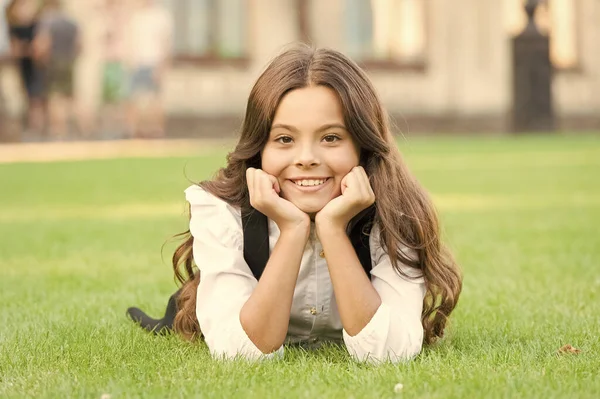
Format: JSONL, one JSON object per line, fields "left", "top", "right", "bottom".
{"left": 151, "top": 45, "right": 461, "bottom": 363}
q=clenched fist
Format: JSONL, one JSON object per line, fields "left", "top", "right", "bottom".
{"left": 315, "top": 166, "right": 375, "bottom": 233}
{"left": 246, "top": 168, "right": 310, "bottom": 234}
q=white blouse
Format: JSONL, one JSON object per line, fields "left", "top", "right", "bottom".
{"left": 186, "top": 185, "right": 426, "bottom": 363}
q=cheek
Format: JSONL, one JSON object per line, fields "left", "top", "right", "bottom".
{"left": 260, "top": 147, "right": 286, "bottom": 176}
{"left": 332, "top": 150, "right": 360, "bottom": 176}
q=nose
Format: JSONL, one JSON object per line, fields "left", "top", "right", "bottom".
{"left": 294, "top": 143, "right": 320, "bottom": 168}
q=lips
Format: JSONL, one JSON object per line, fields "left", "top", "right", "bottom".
{"left": 286, "top": 177, "right": 332, "bottom": 192}
{"left": 291, "top": 178, "right": 330, "bottom": 187}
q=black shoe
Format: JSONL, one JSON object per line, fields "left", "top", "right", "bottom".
{"left": 126, "top": 289, "right": 181, "bottom": 334}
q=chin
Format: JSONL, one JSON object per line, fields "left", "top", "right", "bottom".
{"left": 292, "top": 200, "right": 327, "bottom": 216}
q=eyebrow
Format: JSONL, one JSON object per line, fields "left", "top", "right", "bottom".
{"left": 270, "top": 123, "right": 347, "bottom": 133}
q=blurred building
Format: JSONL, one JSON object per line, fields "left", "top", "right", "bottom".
{"left": 2, "top": 0, "right": 600, "bottom": 137}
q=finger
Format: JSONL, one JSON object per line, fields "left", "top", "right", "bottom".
{"left": 247, "top": 167, "right": 255, "bottom": 182}
{"left": 345, "top": 168, "right": 362, "bottom": 195}
{"left": 357, "top": 166, "right": 376, "bottom": 203}
{"left": 255, "top": 169, "right": 272, "bottom": 203}
{"left": 351, "top": 166, "right": 367, "bottom": 191}
{"left": 247, "top": 168, "right": 259, "bottom": 207}
{"left": 268, "top": 174, "right": 281, "bottom": 194}
{"left": 347, "top": 167, "right": 369, "bottom": 205}
{"left": 254, "top": 169, "right": 263, "bottom": 197}
{"left": 354, "top": 166, "right": 371, "bottom": 196}
{"left": 340, "top": 173, "right": 349, "bottom": 195}
{"left": 257, "top": 170, "right": 276, "bottom": 196}
{"left": 246, "top": 168, "right": 255, "bottom": 194}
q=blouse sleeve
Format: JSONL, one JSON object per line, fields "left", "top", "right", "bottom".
{"left": 342, "top": 223, "right": 426, "bottom": 363}
{"left": 185, "top": 185, "right": 284, "bottom": 360}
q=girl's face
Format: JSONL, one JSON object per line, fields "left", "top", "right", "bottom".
{"left": 261, "top": 85, "right": 360, "bottom": 215}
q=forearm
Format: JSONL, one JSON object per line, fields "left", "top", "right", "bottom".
{"left": 240, "top": 226, "right": 308, "bottom": 353}
{"left": 319, "top": 225, "right": 381, "bottom": 335}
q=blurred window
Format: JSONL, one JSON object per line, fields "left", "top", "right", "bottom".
{"left": 163, "top": 0, "right": 246, "bottom": 59}
{"left": 0, "top": 0, "right": 9, "bottom": 56}
{"left": 505, "top": 0, "right": 579, "bottom": 69}
{"left": 304, "top": 0, "right": 427, "bottom": 68}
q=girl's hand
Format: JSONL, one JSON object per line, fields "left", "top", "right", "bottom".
{"left": 315, "top": 166, "right": 375, "bottom": 233}
{"left": 246, "top": 168, "right": 310, "bottom": 234}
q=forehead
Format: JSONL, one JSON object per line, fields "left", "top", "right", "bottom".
{"left": 272, "top": 85, "right": 345, "bottom": 127}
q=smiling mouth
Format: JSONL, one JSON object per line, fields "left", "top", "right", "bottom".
{"left": 290, "top": 178, "right": 331, "bottom": 187}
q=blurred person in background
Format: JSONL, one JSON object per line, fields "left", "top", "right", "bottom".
{"left": 7, "top": 0, "right": 45, "bottom": 135}
{"left": 125, "top": 0, "right": 172, "bottom": 139}
{"left": 99, "top": 0, "right": 128, "bottom": 138}
{"left": 0, "top": 0, "right": 9, "bottom": 131}
{"left": 33, "top": 0, "right": 80, "bottom": 140}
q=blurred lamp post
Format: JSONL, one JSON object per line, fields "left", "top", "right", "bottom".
{"left": 512, "top": 0, "right": 555, "bottom": 132}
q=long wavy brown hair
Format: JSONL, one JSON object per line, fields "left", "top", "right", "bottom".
{"left": 172, "top": 44, "right": 462, "bottom": 344}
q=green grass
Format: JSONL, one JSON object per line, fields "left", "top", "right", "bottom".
{"left": 1, "top": 134, "right": 599, "bottom": 398}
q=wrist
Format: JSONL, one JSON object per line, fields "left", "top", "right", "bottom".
{"left": 279, "top": 219, "right": 311, "bottom": 241}
{"left": 315, "top": 217, "right": 347, "bottom": 239}
{"left": 315, "top": 212, "right": 347, "bottom": 232}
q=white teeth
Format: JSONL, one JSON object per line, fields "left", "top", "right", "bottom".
{"left": 294, "top": 179, "right": 327, "bottom": 187}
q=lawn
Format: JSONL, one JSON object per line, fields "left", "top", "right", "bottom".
{"left": 1, "top": 134, "right": 599, "bottom": 398}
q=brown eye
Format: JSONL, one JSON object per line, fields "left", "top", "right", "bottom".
{"left": 276, "top": 136, "right": 293, "bottom": 144}
{"left": 323, "top": 134, "right": 340, "bottom": 143}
